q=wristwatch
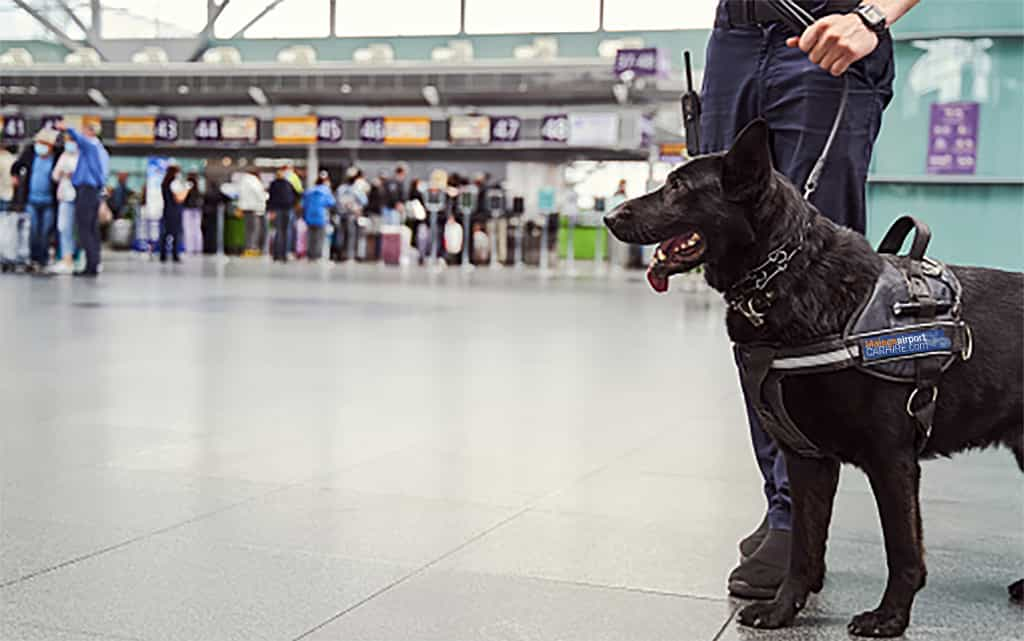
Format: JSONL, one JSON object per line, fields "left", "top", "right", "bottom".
{"left": 853, "top": 4, "right": 888, "bottom": 34}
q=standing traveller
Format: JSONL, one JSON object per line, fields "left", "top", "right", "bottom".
{"left": 50, "top": 133, "right": 80, "bottom": 274}
{"left": 182, "top": 171, "right": 204, "bottom": 255}
{"left": 235, "top": 168, "right": 267, "bottom": 256}
{"left": 302, "top": 174, "right": 336, "bottom": 262}
{"left": 12, "top": 128, "right": 62, "bottom": 272}
{"left": 159, "top": 165, "right": 189, "bottom": 263}
{"left": 108, "top": 172, "right": 133, "bottom": 219}
{"left": 0, "top": 145, "right": 15, "bottom": 213}
{"left": 699, "top": 0, "right": 914, "bottom": 599}
{"left": 56, "top": 121, "right": 109, "bottom": 277}
{"left": 267, "top": 166, "right": 298, "bottom": 263}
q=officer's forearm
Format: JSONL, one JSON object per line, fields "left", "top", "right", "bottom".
{"left": 873, "top": 0, "right": 920, "bottom": 25}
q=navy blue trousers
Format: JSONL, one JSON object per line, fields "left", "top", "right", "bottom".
{"left": 701, "top": 2, "right": 894, "bottom": 530}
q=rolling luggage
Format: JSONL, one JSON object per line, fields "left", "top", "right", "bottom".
{"left": 380, "top": 224, "right": 403, "bottom": 266}
{"left": 294, "top": 218, "right": 308, "bottom": 258}
{"left": 109, "top": 218, "right": 134, "bottom": 250}
{"left": 0, "top": 212, "right": 30, "bottom": 271}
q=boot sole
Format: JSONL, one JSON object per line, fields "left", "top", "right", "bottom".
{"left": 728, "top": 579, "right": 778, "bottom": 600}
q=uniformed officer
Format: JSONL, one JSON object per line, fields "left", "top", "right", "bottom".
{"left": 699, "top": 0, "right": 919, "bottom": 599}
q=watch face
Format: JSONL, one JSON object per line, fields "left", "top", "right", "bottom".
{"left": 861, "top": 5, "right": 885, "bottom": 24}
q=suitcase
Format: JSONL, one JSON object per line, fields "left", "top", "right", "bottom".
{"left": 109, "top": 218, "right": 134, "bottom": 250}
{"left": 380, "top": 225, "right": 403, "bottom": 266}
{"left": 0, "top": 212, "right": 30, "bottom": 271}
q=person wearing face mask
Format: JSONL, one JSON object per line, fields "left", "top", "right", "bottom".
{"left": 55, "top": 121, "right": 109, "bottom": 277}
{"left": 50, "top": 133, "right": 80, "bottom": 275}
{"left": 11, "top": 128, "right": 63, "bottom": 272}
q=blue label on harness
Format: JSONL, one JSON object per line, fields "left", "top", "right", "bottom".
{"left": 861, "top": 328, "right": 951, "bottom": 363}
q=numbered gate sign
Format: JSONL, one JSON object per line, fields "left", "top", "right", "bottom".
{"left": 614, "top": 48, "right": 668, "bottom": 78}
{"left": 155, "top": 116, "right": 179, "bottom": 143}
{"left": 0, "top": 115, "right": 26, "bottom": 140}
{"left": 490, "top": 116, "right": 521, "bottom": 143}
{"left": 540, "top": 115, "right": 569, "bottom": 143}
{"left": 317, "top": 116, "right": 343, "bottom": 143}
{"left": 359, "top": 117, "right": 385, "bottom": 143}
{"left": 194, "top": 117, "right": 222, "bottom": 142}
{"left": 40, "top": 115, "right": 63, "bottom": 131}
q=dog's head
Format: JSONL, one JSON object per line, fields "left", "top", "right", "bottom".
{"left": 604, "top": 119, "right": 776, "bottom": 293}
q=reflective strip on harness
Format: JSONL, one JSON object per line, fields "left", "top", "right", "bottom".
{"left": 772, "top": 345, "right": 859, "bottom": 370}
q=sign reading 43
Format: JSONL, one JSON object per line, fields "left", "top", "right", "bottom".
{"left": 154, "top": 116, "right": 179, "bottom": 142}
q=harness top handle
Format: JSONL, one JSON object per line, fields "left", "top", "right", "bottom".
{"left": 877, "top": 216, "right": 932, "bottom": 260}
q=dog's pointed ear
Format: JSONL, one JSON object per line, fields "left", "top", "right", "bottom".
{"left": 722, "top": 119, "right": 773, "bottom": 201}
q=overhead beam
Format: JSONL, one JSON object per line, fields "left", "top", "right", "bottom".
{"left": 11, "top": 0, "right": 92, "bottom": 57}
{"left": 188, "top": 0, "right": 233, "bottom": 61}
{"left": 90, "top": 0, "right": 101, "bottom": 37}
{"left": 230, "top": 0, "right": 287, "bottom": 40}
{"left": 57, "top": 0, "right": 90, "bottom": 36}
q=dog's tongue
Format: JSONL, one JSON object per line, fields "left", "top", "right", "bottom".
{"left": 646, "top": 266, "right": 669, "bottom": 293}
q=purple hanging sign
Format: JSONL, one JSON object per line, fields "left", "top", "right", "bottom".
{"left": 359, "top": 117, "right": 385, "bottom": 143}
{"left": 614, "top": 48, "right": 668, "bottom": 78}
{"left": 927, "top": 102, "right": 979, "bottom": 175}
{"left": 154, "top": 116, "right": 179, "bottom": 142}
{"left": 490, "top": 116, "right": 521, "bottom": 143}
{"left": 317, "top": 116, "right": 344, "bottom": 143}
{"left": 540, "top": 114, "right": 569, "bottom": 143}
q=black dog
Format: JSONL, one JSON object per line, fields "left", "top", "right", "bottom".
{"left": 604, "top": 120, "right": 1023, "bottom": 637}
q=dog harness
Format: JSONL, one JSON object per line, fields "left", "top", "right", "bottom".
{"left": 733, "top": 217, "right": 973, "bottom": 458}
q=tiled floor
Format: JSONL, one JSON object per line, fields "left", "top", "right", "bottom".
{"left": 1, "top": 257, "right": 1020, "bottom": 640}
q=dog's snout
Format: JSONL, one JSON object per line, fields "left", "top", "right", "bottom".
{"left": 604, "top": 206, "right": 630, "bottom": 230}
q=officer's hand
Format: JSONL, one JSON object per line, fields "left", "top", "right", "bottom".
{"left": 787, "top": 13, "right": 879, "bottom": 77}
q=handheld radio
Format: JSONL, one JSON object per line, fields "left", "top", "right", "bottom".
{"left": 680, "top": 51, "right": 701, "bottom": 157}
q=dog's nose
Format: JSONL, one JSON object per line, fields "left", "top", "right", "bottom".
{"left": 604, "top": 206, "right": 630, "bottom": 230}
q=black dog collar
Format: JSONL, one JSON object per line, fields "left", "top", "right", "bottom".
{"left": 725, "top": 225, "right": 808, "bottom": 327}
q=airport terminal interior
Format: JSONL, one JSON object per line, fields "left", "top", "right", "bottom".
{"left": 0, "top": 1, "right": 1021, "bottom": 640}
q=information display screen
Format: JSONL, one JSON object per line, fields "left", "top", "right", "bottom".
{"left": 449, "top": 115, "right": 491, "bottom": 144}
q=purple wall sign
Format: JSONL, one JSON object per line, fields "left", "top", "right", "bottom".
{"left": 1, "top": 115, "right": 26, "bottom": 140}
{"left": 40, "top": 115, "right": 63, "bottom": 131}
{"left": 154, "top": 116, "right": 179, "bottom": 143}
{"left": 927, "top": 102, "right": 979, "bottom": 175}
{"left": 614, "top": 48, "right": 667, "bottom": 78}
{"left": 359, "top": 117, "right": 385, "bottom": 143}
{"left": 540, "top": 114, "right": 569, "bottom": 143}
{"left": 193, "top": 117, "right": 222, "bottom": 142}
{"left": 490, "top": 116, "right": 521, "bottom": 143}
{"left": 317, "top": 116, "right": 344, "bottom": 143}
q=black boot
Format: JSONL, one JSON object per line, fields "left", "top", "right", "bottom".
{"left": 739, "top": 514, "right": 770, "bottom": 562}
{"left": 728, "top": 528, "right": 790, "bottom": 600}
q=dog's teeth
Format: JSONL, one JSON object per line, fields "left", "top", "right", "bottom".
{"left": 656, "top": 249, "right": 666, "bottom": 261}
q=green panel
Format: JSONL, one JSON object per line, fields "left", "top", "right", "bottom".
{"left": 867, "top": 183, "right": 1023, "bottom": 271}
{"left": 557, "top": 219, "right": 608, "bottom": 260}
{"left": 873, "top": 38, "right": 1024, "bottom": 179}
{"left": 894, "top": 0, "right": 1024, "bottom": 35}
{"left": 0, "top": 39, "right": 69, "bottom": 62}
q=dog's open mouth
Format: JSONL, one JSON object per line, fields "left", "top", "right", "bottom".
{"left": 647, "top": 230, "right": 706, "bottom": 293}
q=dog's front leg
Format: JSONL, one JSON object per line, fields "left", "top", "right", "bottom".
{"left": 737, "top": 454, "right": 840, "bottom": 629}
{"left": 848, "top": 452, "right": 925, "bottom": 638}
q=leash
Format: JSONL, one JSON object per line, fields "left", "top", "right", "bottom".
{"left": 802, "top": 76, "right": 849, "bottom": 200}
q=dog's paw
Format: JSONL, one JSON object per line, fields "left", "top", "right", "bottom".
{"left": 847, "top": 609, "right": 909, "bottom": 637}
{"left": 1010, "top": 579, "right": 1023, "bottom": 603}
{"left": 737, "top": 600, "right": 797, "bottom": 629}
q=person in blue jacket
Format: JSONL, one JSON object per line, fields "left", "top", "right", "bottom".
{"left": 302, "top": 173, "right": 336, "bottom": 262}
{"left": 55, "top": 121, "right": 109, "bottom": 277}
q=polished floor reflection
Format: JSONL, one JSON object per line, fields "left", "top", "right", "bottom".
{"left": 1, "top": 258, "right": 1020, "bottom": 641}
